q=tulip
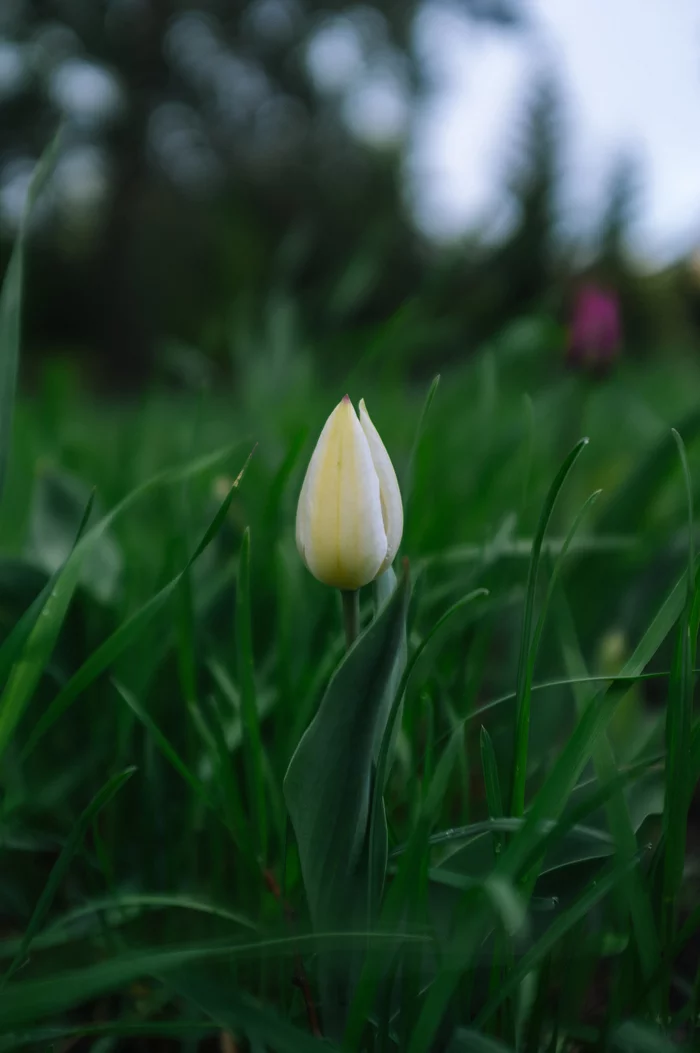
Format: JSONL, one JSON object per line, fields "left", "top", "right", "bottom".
{"left": 567, "top": 282, "right": 622, "bottom": 371}
{"left": 296, "top": 396, "right": 403, "bottom": 591}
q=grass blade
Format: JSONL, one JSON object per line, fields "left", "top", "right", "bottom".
{"left": 0, "top": 767, "right": 135, "bottom": 988}
{"left": 22, "top": 458, "right": 252, "bottom": 759}
{"left": 474, "top": 856, "right": 642, "bottom": 1028}
{"left": 0, "top": 137, "right": 59, "bottom": 506}
{"left": 408, "top": 557, "right": 690, "bottom": 1052}
{"left": 557, "top": 596, "right": 660, "bottom": 1006}
{"left": 510, "top": 437, "right": 589, "bottom": 815}
{"left": 237, "top": 526, "right": 267, "bottom": 862}
{"left": 402, "top": 374, "right": 440, "bottom": 517}
{"left": 660, "top": 430, "right": 695, "bottom": 959}
{"left": 367, "top": 587, "right": 488, "bottom": 933}
{"left": 480, "top": 726, "right": 504, "bottom": 859}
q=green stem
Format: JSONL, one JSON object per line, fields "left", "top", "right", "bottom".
{"left": 341, "top": 589, "right": 360, "bottom": 650}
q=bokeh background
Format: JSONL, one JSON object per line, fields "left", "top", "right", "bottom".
{"left": 0, "top": 3, "right": 700, "bottom": 1045}
{"left": 1, "top": 0, "right": 700, "bottom": 392}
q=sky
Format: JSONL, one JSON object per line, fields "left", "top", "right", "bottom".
{"left": 410, "top": 0, "right": 700, "bottom": 263}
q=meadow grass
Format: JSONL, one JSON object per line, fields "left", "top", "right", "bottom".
{"left": 0, "top": 180, "right": 698, "bottom": 1050}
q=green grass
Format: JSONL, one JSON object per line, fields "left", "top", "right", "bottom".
{"left": 0, "top": 191, "right": 699, "bottom": 1049}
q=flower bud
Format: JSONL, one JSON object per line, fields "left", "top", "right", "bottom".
{"left": 296, "top": 396, "right": 403, "bottom": 590}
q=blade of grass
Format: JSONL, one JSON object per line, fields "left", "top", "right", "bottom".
{"left": 237, "top": 527, "right": 267, "bottom": 862}
{"left": 0, "top": 1022, "right": 212, "bottom": 1048}
{"left": 44, "top": 892, "right": 256, "bottom": 935}
{"left": 366, "top": 588, "right": 488, "bottom": 922}
{"left": 0, "top": 136, "right": 59, "bottom": 506}
{"left": 0, "top": 442, "right": 250, "bottom": 763}
{"left": 450, "top": 1028, "right": 516, "bottom": 1053}
{"left": 167, "top": 966, "right": 330, "bottom": 1052}
{"left": 0, "top": 767, "right": 135, "bottom": 988}
{"left": 0, "top": 488, "right": 95, "bottom": 688}
{"left": 116, "top": 680, "right": 260, "bottom": 877}
{"left": 402, "top": 374, "right": 440, "bottom": 517}
{"left": 598, "top": 404, "right": 700, "bottom": 533}
{"left": 557, "top": 596, "right": 660, "bottom": 1009}
{"left": 474, "top": 855, "right": 643, "bottom": 1028}
{"left": 21, "top": 451, "right": 253, "bottom": 759}
{"left": 408, "top": 558, "right": 691, "bottom": 1052}
{"left": 660, "top": 431, "right": 695, "bottom": 964}
{"left": 510, "top": 437, "right": 589, "bottom": 816}
{"left": 0, "top": 931, "right": 427, "bottom": 1029}
{"left": 480, "top": 726, "right": 504, "bottom": 860}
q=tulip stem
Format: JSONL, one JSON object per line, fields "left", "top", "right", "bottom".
{"left": 341, "top": 589, "right": 360, "bottom": 649}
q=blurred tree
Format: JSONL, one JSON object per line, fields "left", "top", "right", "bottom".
{"left": 0, "top": 0, "right": 523, "bottom": 386}
{"left": 422, "top": 74, "right": 565, "bottom": 363}
{"left": 597, "top": 153, "right": 640, "bottom": 273}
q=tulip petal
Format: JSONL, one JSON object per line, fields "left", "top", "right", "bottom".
{"left": 359, "top": 399, "right": 403, "bottom": 572}
{"left": 296, "top": 398, "right": 387, "bottom": 589}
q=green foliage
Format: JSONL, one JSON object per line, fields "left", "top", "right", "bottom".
{"left": 0, "top": 155, "right": 700, "bottom": 1052}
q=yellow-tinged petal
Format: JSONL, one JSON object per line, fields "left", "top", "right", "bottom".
{"left": 296, "top": 396, "right": 387, "bottom": 589}
{"left": 359, "top": 398, "right": 403, "bottom": 573}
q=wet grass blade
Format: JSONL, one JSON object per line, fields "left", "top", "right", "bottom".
{"left": 510, "top": 437, "right": 589, "bottom": 816}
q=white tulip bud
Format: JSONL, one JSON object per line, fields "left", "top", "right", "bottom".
{"left": 296, "top": 396, "right": 403, "bottom": 590}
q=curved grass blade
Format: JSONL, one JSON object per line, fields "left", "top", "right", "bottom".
{"left": 474, "top": 856, "right": 642, "bottom": 1028}
{"left": 44, "top": 892, "right": 257, "bottom": 935}
{"left": 528, "top": 489, "right": 601, "bottom": 674}
{"left": 408, "top": 558, "right": 689, "bottom": 1052}
{"left": 167, "top": 966, "right": 328, "bottom": 1052}
{"left": 510, "top": 437, "right": 589, "bottom": 816}
{"left": 115, "top": 681, "right": 257, "bottom": 875}
{"left": 598, "top": 404, "right": 700, "bottom": 533}
{"left": 557, "top": 598, "right": 660, "bottom": 1001}
{"left": 0, "top": 767, "right": 135, "bottom": 988}
{"left": 0, "top": 931, "right": 426, "bottom": 1029}
{"left": 500, "top": 555, "right": 693, "bottom": 884}
{"left": 660, "top": 429, "right": 695, "bottom": 956}
{"left": 450, "top": 1028, "right": 516, "bottom": 1053}
{"left": 0, "top": 136, "right": 59, "bottom": 507}
{"left": 0, "top": 488, "right": 95, "bottom": 690}
{"left": 402, "top": 374, "right": 440, "bottom": 516}
{"left": 611, "top": 1020, "right": 685, "bottom": 1053}
{"left": 19, "top": 448, "right": 253, "bottom": 759}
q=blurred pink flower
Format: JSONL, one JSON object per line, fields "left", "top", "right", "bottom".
{"left": 567, "top": 283, "right": 622, "bottom": 370}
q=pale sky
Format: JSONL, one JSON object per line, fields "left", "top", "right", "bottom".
{"left": 410, "top": 0, "right": 700, "bottom": 262}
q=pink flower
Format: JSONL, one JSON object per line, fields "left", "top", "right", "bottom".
{"left": 567, "top": 283, "right": 622, "bottom": 369}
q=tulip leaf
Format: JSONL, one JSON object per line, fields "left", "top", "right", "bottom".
{"left": 284, "top": 570, "right": 410, "bottom": 931}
